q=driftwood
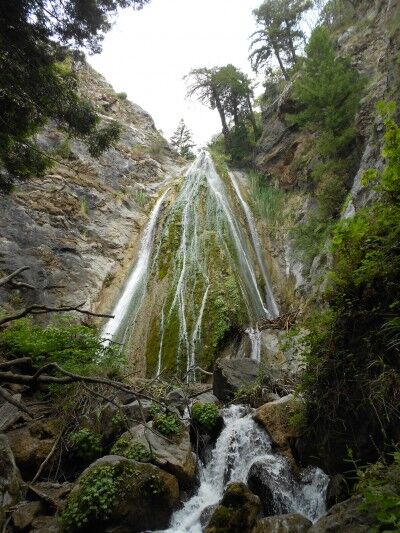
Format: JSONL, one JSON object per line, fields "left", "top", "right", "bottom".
{"left": 260, "top": 311, "right": 300, "bottom": 331}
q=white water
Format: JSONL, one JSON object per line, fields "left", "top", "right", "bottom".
{"left": 101, "top": 189, "right": 169, "bottom": 346}
{"left": 229, "top": 171, "right": 279, "bottom": 318}
{"left": 246, "top": 326, "right": 262, "bottom": 362}
{"left": 166, "top": 405, "right": 328, "bottom": 533}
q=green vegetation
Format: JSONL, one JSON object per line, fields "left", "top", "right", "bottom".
{"left": 69, "top": 428, "right": 102, "bottom": 462}
{"left": 111, "top": 436, "right": 152, "bottom": 462}
{"left": 153, "top": 413, "right": 183, "bottom": 437}
{"left": 0, "top": 317, "right": 125, "bottom": 378}
{"left": 287, "top": 25, "right": 363, "bottom": 268}
{"left": 191, "top": 402, "right": 220, "bottom": 431}
{"left": 250, "top": 0, "right": 312, "bottom": 80}
{"left": 298, "top": 104, "right": 400, "bottom": 469}
{"left": 117, "top": 92, "right": 128, "bottom": 100}
{"left": 356, "top": 451, "right": 400, "bottom": 532}
{"left": 170, "top": 119, "right": 196, "bottom": 159}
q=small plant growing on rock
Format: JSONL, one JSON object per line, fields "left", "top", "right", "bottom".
{"left": 153, "top": 413, "right": 182, "bottom": 437}
{"left": 191, "top": 402, "right": 219, "bottom": 431}
{"left": 111, "top": 436, "right": 151, "bottom": 462}
{"left": 69, "top": 428, "right": 102, "bottom": 462}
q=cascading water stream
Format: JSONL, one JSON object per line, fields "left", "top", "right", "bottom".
{"left": 101, "top": 189, "right": 169, "bottom": 346}
{"left": 166, "top": 405, "right": 328, "bottom": 533}
{"left": 228, "top": 171, "right": 279, "bottom": 318}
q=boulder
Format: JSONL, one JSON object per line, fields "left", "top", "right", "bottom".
{"left": 326, "top": 474, "right": 350, "bottom": 509}
{"left": 63, "top": 455, "right": 179, "bottom": 533}
{"left": 200, "top": 504, "right": 218, "bottom": 529}
{"left": 0, "top": 394, "right": 24, "bottom": 432}
{"left": 28, "top": 482, "right": 73, "bottom": 512}
{"left": 31, "top": 515, "right": 60, "bottom": 532}
{"left": 12, "top": 501, "right": 42, "bottom": 530}
{"left": 309, "top": 496, "right": 374, "bottom": 532}
{"left": 213, "top": 359, "right": 260, "bottom": 401}
{"left": 119, "top": 423, "right": 196, "bottom": 488}
{"left": 99, "top": 399, "right": 153, "bottom": 443}
{"left": 252, "top": 513, "right": 312, "bottom": 532}
{"left": 206, "top": 482, "right": 261, "bottom": 533}
{"left": 254, "top": 394, "right": 304, "bottom": 450}
{"left": 0, "top": 434, "right": 24, "bottom": 527}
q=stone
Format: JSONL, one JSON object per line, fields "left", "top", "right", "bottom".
{"left": 120, "top": 423, "right": 196, "bottom": 488}
{"left": 99, "top": 399, "right": 153, "bottom": 443}
{"left": 0, "top": 434, "right": 24, "bottom": 527}
{"left": 31, "top": 515, "right": 60, "bottom": 532}
{"left": 213, "top": 359, "right": 260, "bottom": 401}
{"left": 253, "top": 513, "right": 312, "bottom": 532}
{"left": 28, "top": 482, "right": 73, "bottom": 512}
{"left": 12, "top": 501, "right": 42, "bottom": 530}
{"left": 0, "top": 395, "right": 23, "bottom": 432}
{"left": 206, "top": 482, "right": 261, "bottom": 533}
{"left": 309, "top": 496, "right": 374, "bottom": 532}
{"left": 200, "top": 504, "right": 218, "bottom": 529}
{"left": 66, "top": 455, "right": 179, "bottom": 533}
{"left": 6, "top": 425, "right": 55, "bottom": 478}
{"left": 254, "top": 394, "right": 304, "bottom": 450}
{"left": 326, "top": 474, "right": 350, "bottom": 509}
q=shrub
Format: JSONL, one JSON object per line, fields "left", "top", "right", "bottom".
{"left": 356, "top": 451, "right": 400, "bottom": 531}
{"left": 117, "top": 92, "right": 127, "bottom": 100}
{"left": 0, "top": 317, "right": 125, "bottom": 378}
{"left": 153, "top": 413, "right": 182, "bottom": 437}
{"left": 111, "top": 436, "right": 151, "bottom": 462}
{"left": 191, "top": 402, "right": 219, "bottom": 431}
{"left": 69, "top": 428, "right": 102, "bottom": 462}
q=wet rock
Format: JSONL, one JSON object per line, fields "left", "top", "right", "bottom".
{"left": 254, "top": 394, "right": 304, "bottom": 450}
{"left": 195, "top": 391, "right": 220, "bottom": 405}
{"left": 65, "top": 455, "right": 179, "bottom": 533}
{"left": 99, "top": 399, "right": 153, "bottom": 443}
{"left": 309, "top": 495, "right": 374, "bottom": 532}
{"left": 326, "top": 474, "right": 350, "bottom": 509}
{"left": 200, "top": 504, "right": 218, "bottom": 529}
{"left": 28, "top": 482, "right": 73, "bottom": 512}
{"left": 0, "top": 434, "right": 24, "bottom": 527}
{"left": 119, "top": 423, "right": 196, "bottom": 489}
{"left": 12, "top": 501, "right": 42, "bottom": 530}
{"left": 0, "top": 394, "right": 24, "bottom": 432}
{"left": 206, "top": 482, "right": 261, "bottom": 533}
{"left": 213, "top": 359, "right": 260, "bottom": 401}
{"left": 31, "top": 514, "right": 60, "bottom": 532}
{"left": 252, "top": 513, "right": 312, "bottom": 532}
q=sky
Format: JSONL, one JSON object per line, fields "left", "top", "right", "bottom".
{"left": 87, "top": 0, "right": 263, "bottom": 146}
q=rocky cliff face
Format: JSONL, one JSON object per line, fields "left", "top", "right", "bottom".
{"left": 0, "top": 61, "right": 183, "bottom": 317}
{"left": 254, "top": 0, "right": 400, "bottom": 294}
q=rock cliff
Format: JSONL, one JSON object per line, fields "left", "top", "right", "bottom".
{"left": 0, "top": 61, "right": 183, "bottom": 317}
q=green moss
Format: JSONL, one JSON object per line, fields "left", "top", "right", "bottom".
{"left": 69, "top": 428, "right": 102, "bottom": 462}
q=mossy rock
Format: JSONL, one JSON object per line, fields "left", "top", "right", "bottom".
{"left": 205, "top": 482, "right": 261, "bottom": 533}
{"left": 62, "top": 455, "right": 179, "bottom": 532}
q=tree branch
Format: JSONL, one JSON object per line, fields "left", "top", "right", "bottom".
{"left": 0, "top": 386, "right": 33, "bottom": 416}
{"left": 0, "top": 266, "right": 30, "bottom": 288}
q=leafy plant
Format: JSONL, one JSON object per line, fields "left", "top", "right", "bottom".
{"left": 153, "top": 413, "right": 182, "bottom": 437}
{"left": 111, "top": 436, "right": 151, "bottom": 462}
{"left": 191, "top": 402, "right": 219, "bottom": 431}
{"left": 69, "top": 428, "right": 102, "bottom": 462}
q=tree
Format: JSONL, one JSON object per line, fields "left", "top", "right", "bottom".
{"left": 250, "top": 0, "right": 312, "bottom": 80}
{"left": 0, "top": 0, "right": 149, "bottom": 189}
{"left": 185, "top": 65, "right": 257, "bottom": 142}
{"left": 170, "top": 120, "right": 195, "bottom": 159}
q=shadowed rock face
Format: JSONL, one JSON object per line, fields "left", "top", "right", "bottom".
{"left": 213, "top": 358, "right": 260, "bottom": 401}
{"left": 0, "top": 61, "right": 182, "bottom": 320}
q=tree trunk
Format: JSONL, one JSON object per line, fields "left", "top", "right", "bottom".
{"left": 213, "top": 88, "right": 229, "bottom": 140}
{"left": 246, "top": 95, "right": 259, "bottom": 137}
{"left": 272, "top": 44, "right": 288, "bottom": 80}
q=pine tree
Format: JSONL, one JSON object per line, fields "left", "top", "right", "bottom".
{"left": 170, "top": 120, "right": 196, "bottom": 159}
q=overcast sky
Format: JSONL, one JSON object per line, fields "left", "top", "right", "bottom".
{"left": 87, "top": 0, "right": 263, "bottom": 146}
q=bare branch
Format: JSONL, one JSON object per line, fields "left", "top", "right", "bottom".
{"left": 0, "top": 358, "right": 32, "bottom": 369}
{"left": 0, "top": 303, "right": 114, "bottom": 327}
{"left": 0, "top": 386, "right": 33, "bottom": 416}
{"left": 0, "top": 266, "right": 30, "bottom": 288}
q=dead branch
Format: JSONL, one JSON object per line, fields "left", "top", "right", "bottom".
{"left": 0, "top": 357, "right": 32, "bottom": 369}
{"left": 0, "top": 266, "right": 30, "bottom": 288}
{"left": 0, "top": 386, "right": 33, "bottom": 416}
{"left": 31, "top": 430, "right": 63, "bottom": 483}
{"left": 0, "top": 303, "right": 114, "bottom": 327}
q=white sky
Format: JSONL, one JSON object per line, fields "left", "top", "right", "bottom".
{"left": 87, "top": 0, "right": 263, "bottom": 146}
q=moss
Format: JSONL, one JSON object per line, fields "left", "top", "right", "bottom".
{"left": 191, "top": 402, "right": 219, "bottom": 431}
{"left": 111, "top": 436, "right": 152, "bottom": 462}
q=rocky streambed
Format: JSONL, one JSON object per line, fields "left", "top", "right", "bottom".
{"left": 0, "top": 354, "right": 374, "bottom": 533}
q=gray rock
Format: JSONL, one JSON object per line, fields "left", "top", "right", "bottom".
{"left": 326, "top": 474, "right": 350, "bottom": 509}
{"left": 99, "top": 399, "right": 153, "bottom": 442}
{"left": 66, "top": 455, "right": 179, "bottom": 533}
{"left": 213, "top": 359, "right": 260, "bottom": 401}
{"left": 12, "top": 501, "right": 42, "bottom": 530}
{"left": 309, "top": 496, "right": 374, "bottom": 532}
{"left": 0, "top": 395, "right": 23, "bottom": 432}
{"left": 31, "top": 515, "right": 60, "bottom": 532}
{"left": 253, "top": 513, "right": 312, "bottom": 532}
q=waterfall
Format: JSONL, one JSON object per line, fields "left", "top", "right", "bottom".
{"left": 228, "top": 171, "right": 279, "bottom": 318}
{"left": 166, "top": 405, "right": 328, "bottom": 533}
{"left": 101, "top": 189, "right": 169, "bottom": 346}
{"left": 246, "top": 326, "right": 262, "bottom": 362}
